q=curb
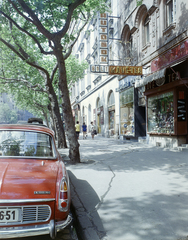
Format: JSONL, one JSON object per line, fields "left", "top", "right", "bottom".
{"left": 59, "top": 150, "right": 107, "bottom": 240}
{"left": 69, "top": 178, "right": 102, "bottom": 240}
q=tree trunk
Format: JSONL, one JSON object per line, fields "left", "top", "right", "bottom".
{"left": 48, "top": 104, "right": 57, "bottom": 139}
{"left": 48, "top": 82, "right": 67, "bottom": 149}
{"left": 53, "top": 41, "right": 80, "bottom": 163}
{"left": 43, "top": 110, "right": 49, "bottom": 128}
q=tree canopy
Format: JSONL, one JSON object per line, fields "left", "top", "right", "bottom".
{"left": 0, "top": 0, "right": 109, "bottom": 163}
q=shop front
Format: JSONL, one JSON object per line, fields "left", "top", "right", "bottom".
{"left": 108, "top": 105, "right": 115, "bottom": 136}
{"left": 118, "top": 76, "right": 146, "bottom": 140}
{"left": 97, "top": 106, "right": 104, "bottom": 133}
{"left": 108, "top": 91, "right": 115, "bottom": 136}
{"left": 144, "top": 60, "right": 188, "bottom": 147}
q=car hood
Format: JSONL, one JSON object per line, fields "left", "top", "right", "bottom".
{"left": 0, "top": 160, "right": 59, "bottom": 200}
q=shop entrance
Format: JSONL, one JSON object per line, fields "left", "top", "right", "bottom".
{"left": 108, "top": 91, "right": 115, "bottom": 136}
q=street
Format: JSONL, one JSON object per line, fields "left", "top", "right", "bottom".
{"left": 60, "top": 135, "right": 188, "bottom": 240}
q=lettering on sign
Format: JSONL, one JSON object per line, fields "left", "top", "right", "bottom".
{"left": 168, "top": 72, "right": 180, "bottom": 83}
{"left": 100, "top": 41, "right": 108, "bottom": 48}
{"left": 100, "top": 13, "right": 107, "bottom": 18}
{"left": 90, "top": 65, "right": 109, "bottom": 73}
{"left": 100, "top": 27, "right": 107, "bottom": 34}
{"left": 146, "top": 71, "right": 181, "bottom": 90}
{"left": 100, "top": 49, "right": 108, "bottom": 55}
{"left": 100, "top": 34, "right": 107, "bottom": 41}
{"left": 109, "top": 66, "right": 143, "bottom": 75}
{"left": 99, "top": 20, "right": 107, "bottom": 26}
{"left": 100, "top": 56, "right": 108, "bottom": 64}
{"left": 90, "top": 13, "right": 109, "bottom": 73}
{"left": 99, "top": 13, "right": 108, "bottom": 65}
{"left": 177, "top": 91, "right": 186, "bottom": 121}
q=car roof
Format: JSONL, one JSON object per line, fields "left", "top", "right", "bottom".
{"left": 0, "top": 124, "right": 54, "bottom": 136}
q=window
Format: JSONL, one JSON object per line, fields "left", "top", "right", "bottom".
{"left": 126, "top": 34, "right": 133, "bottom": 62}
{"left": 144, "top": 14, "right": 150, "bottom": 45}
{"left": 166, "top": 0, "right": 176, "bottom": 26}
{"left": 0, "top": 131, "right": 56, "bottom": 158}
{"left": 108, "top": 91, "right": 115, "bottom": 107}
{"left": 147, "top": 92, "right": 174, "bottom": 134}
{"left": 96, "top": 98, "right": 101, "bottom": 108}
{"left": 129, "top": 35, "right": 133, "bottom": 52}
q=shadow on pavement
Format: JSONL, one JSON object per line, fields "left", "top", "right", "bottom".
{"left": 68, "top": 170, "right": 107, "bottom": 240}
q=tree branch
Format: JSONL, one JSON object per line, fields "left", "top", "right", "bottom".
{"left": 0, "top": 76, "right": 47, "bottom": 93}
{"left": 64, "top": 14, "right": 90, "bottom": 60}
{"left": 57, "top": 0, "right": 86, "bottom": 39}
{"left": 11, "top": 0, "right": 53, "bottom": 40}
{"left": 50, "top": 64, "right": 58, "bottom": 83}
{"left": 0, "top": 38, "right": 51, "bottom": 80}
{"left": 0, "top": 9, "right": 53, "bottom": 55}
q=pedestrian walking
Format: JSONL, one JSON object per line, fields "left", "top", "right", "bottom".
{"left": 82, "top": 122, "right": 87, "bottom": 139}
{"left": 75, "top": 121, "right": 80, "bottom": 139}
{"left": 90, "top": 121, "right": 96, "bottom": 139}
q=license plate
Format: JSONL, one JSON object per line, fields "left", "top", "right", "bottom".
{"left": 0, "top": 208, "right": 19, "bottom": 222}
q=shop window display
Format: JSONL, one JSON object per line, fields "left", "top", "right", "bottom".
{"left": 109, "top": 110, "right": 115, "bottom": 129}
{"left": 120, "top": 88, "right": 134, "bottom": 136}
{"left": 148, "top": 91, "right": 174, "bottom": 134}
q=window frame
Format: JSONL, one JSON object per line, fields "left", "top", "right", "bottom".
{"left": 143, "top": 14, "right": 150, "bottom": 47}
{"left": 166, "top": 0, "right": 176, "bottom": 27}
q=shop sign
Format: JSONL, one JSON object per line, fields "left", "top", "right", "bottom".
{"left": 151, "top": 40, "right": 188, "bottom": 72}
{"left": 90, "top": 65, "right": 109, "bottom": 73}
{"left": 118, "top": 76, "right": 136, "bottom": 91}
{"left": 146, "top": 72, "right": 180, "bottom": 90}
{"left": 90, "top": 13, "right": 109, "bottom": 73}
{"left": 168, "top": 72, "right": 180, "bottom": 83}
{"left": 177, "top": 91, "right": 186, "bottom": 121}
{"left": 109, "top": 65, "right": 142, "bottom": 75}
{"left": 99, "top": 13, "right": 108, "bottom": 64}
{"left": 177, "top": 100, "right": 186, "bottom": 121}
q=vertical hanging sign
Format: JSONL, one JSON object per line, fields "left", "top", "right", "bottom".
{"left": 99, "top": 13, "right": 108, "bottom": 65}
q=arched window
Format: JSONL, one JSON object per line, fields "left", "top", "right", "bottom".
{"left": 121, "top": 25, "right": 133, "bottom": 65}
{"left": 108, "top": 91, "right": 115, "bottom": 107}
{"left": 143, "top": 14, "right": 150, "bottom": 46}
{"left": 96, "top": 97, "right": 101, "bottom": 108}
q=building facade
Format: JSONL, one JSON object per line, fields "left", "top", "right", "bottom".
{"left": 70, "top": 0, "right": 188, "bottom": 148}
{"left": 71, "top": 0, "right": 120, "bottom": 137}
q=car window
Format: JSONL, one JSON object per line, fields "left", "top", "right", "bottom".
{"left": 0, "top": 130, "right": 56, "bottom": 158}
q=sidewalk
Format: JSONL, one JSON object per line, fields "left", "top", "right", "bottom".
{"left": 59, "top": 134, "right": 188, "bottom": 240}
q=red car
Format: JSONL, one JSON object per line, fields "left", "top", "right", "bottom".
{"left": 0, "top": 121, "right": 71, "bottom": 239}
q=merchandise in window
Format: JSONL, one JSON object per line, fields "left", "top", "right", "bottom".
{"left": 148, "top": 92, "right": 174, "bottom": 134}
{"left": 109, "top": 111, "right": 115, "bottom": 129}
{"left": 120, "top": 88, "right": 134, "bottom": 136}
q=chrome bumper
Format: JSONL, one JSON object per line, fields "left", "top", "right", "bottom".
{"left": 0, "top": 215, "right": 72, "bottom": 239}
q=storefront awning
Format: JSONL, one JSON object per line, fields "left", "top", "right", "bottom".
{"left": 135, "top": 68, "right": 166, "bottom": 88}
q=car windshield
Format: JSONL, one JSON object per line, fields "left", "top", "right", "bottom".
{"left": 0, "top": 130, "right": 56, "bottom": 158}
